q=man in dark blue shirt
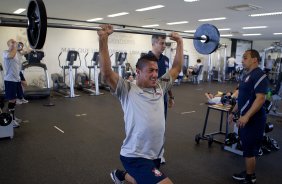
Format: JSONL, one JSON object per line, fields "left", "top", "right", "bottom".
{"left": 229, "top": 49, "right": 268, "bottom": 184}
{"left": 148, "top": 34, "right": 175, "bottom": 164}
{"left": 149, "top": 35, "right": 175, "bottom": 119}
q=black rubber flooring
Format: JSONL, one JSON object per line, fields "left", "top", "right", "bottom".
{"left": 0, "top": 81, "right": 281, "bottom": 184}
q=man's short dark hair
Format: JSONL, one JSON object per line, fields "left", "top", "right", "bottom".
{"left": 136, "top": 54, "right": 158, "bottom": 70}
{"left": 151, "top": 34, "right": 166, "bottom": 44}
{"left": 197, "top": 59, "right": 201, "bottom": 63}
{"left": 246, "top": 49, "right": 261, "bottom": 62}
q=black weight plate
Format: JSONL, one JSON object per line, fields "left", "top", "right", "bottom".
{"left": 0, "top": 113, "right": 12, "bottom": 126}
{"left": 193, "top": 24, "right": 220, "bottom": 55}
{"left": 27, "top": 0, "right": 47, "bottom": 49}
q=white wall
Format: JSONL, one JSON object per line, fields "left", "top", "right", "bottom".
{"left": 0, "top": 26, "right": 232, "bottom": 85}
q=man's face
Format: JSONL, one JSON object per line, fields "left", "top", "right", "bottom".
{"left": 8, "top": 39, "right": 17, "bottom": 49}
{"left": 136, "top": 61, "right": 158, "bottom": 88}
{"left": 152, "top": 37, "right": 166, "bottom": 54}
{"left": 242, "top": 51, "right": 257, "bottom": 70}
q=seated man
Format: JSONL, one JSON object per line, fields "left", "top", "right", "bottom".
{"left": 187, "top": 59, "right": 202, "bottom": 75}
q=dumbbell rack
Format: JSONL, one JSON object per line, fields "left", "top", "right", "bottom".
{"left": 195, "top": 104, "right": 231, "bottom": 146}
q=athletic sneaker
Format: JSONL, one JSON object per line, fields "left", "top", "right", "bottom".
{"left": 242, "top": 174, "right": 256, "bottom": 184}
{"left": 14, "top": 117, "right": 22, "bottom": 123}
{"left": 21, "top": 98, "right": 29, "bottom": 103}
{"left": 16, "top": 98, "right": 29, "bottom": 104}
{"left": 233, "top": 171, "right": 256, "bottom": 183}
{"left": 232, "top": 171, "right": 246, "bottom": 181}
{"left": 110, "top": 170, "right": 124, "bottom": 184}
{"left": 12, "top": 120, "right": 20, "bottom": 128}
{"left": 16, "top": 99, "right": 23, "bottom": 105}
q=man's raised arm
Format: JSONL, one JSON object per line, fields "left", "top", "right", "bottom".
{"left": 97, "top": 24, "right": 119, "bottom": 91}
{"left": 169, "top": 33, "right": 183, "bottom": 81}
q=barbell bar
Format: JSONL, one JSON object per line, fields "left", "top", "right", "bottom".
{"left": 25, "top": 0, "right": 220, "bottom": 55}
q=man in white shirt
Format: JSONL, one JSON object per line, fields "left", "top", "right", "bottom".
{"left": 227, "top": 56, "right": 236, "bottom": 79}
{"left": 2, "top": 39, "right": 22, "bottom": 127}
{"left": 264, "top": 55, "right": 274, "bottom": 74}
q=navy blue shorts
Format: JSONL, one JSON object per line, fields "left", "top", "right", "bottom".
{"left": 239, "top": 114, "right": 266, "bottom": 157}
{"left": 4, "top": 81, "right": 23, "bottom": 100}
{"left": 228, "top": 67, "right": 235, "bottom": 74}
{"left": 120, "top": 155, "right": 167, "bottom": 184}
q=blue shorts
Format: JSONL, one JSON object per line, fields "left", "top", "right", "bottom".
{"left": 228, "top": 67, "right": 235, "bottom": 73}
{"left": 120, "top": 155, "right": 167, "bottom": 184}
{"left": 4, "top": 81, "right": 24, "bottom": 100}
{"left": 239, "top": 114, "right": 266, "bottom": 157}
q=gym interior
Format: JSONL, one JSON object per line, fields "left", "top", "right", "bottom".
{"left": 0, "top": 0, "right": 282, "bottom": 183}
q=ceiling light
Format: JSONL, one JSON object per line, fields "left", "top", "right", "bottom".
{"left": 107, "top": 12, "right": 129, "bottom": 17}
{"left": 198, "top": 17, "right": 226, "bottom": 22}
{"left": 242, "top": 33, "right": 262, "bottom": 36}
{"left": 13, "top": 8, "right": 26, "bottom": 14}
{"left": 167, "top": 21, "right": 188, "bottom": 25}
{"left": 250, "top": 12, "right": 282, "bottom": 17}
{"left": 86, "top": 18, "right": 103, "bottom": 22}
{"left": 220, "top": 34, "right": 233, "bottom": 37}
{"left": 242, "top": 26, "right": 267, "bottom": 29}
{"left": 184, "top": 30, "right": 196, "bottom": 33}
{"left": 273, "top": 33, "right": 282, "bottom": 35}
{"left": 184, "top": 0, "right": 199, "bottom": 2}
{"left": 142, "top": 24, "right": 159, "bottom": 28}
{"left": 136, "top": 5, "right": 164, "bottom": 12}
{"left": 218, "top": 28, "right": 231, "bottom": 31}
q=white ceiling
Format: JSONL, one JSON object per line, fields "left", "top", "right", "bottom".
{"left": 1, "top": 0, "right": 282, "bottom": 40}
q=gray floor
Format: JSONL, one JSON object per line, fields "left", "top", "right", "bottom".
{"left": 0, "top": 81, "right": 281, "bottom": 184}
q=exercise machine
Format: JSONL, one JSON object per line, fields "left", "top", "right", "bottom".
{"left": 52, "top": 50, "right": 80, "bottom": 98}
{"left": 22, "top": 51, "right": 50, "bottom": 98}
{"left": 269, "top": 72, "right": 282, "bottom": 117}
{"left": 112, "top": 52, "right": 127, "bottom": 78}
{"left": 77, "top": 52, "right": 103, "bottom": 96}
{"left": 261, "top": 43, "right": 282, "bottom": 84}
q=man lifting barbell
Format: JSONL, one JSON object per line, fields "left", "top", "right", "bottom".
{"left": 2, "top": 39, "right": 23, "bottom": 128}
{"left": 98, "top": 24, "right": 183, "bottom": 184}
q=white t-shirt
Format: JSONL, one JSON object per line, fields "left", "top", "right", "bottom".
{"left": 114, "top": 72, "right": 173, "bottom": 159}
{"left": 2, "top": 50, "right": 21, "bottom": 82}
{"left": 265, "top": 59, "right": 274, "bottom": 70}
{"left": 227, "top": 57, "right": 236, "bottom": 67}
{"left": 208, "top": 97, "right": 222, "bottom": 104}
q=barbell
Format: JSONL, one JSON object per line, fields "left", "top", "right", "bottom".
{"left": 26, "top": 0, "right": 220, "bottom": 55}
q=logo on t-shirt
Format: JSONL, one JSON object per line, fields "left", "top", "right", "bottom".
{"left": 245, "top": 75, "right": 250, "bottom": 83}
{"left": 165, "top": 60, "right": 169, "bottom": 68}
{"left": 152, "top": 168, "right": 163, "bottom": 177}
